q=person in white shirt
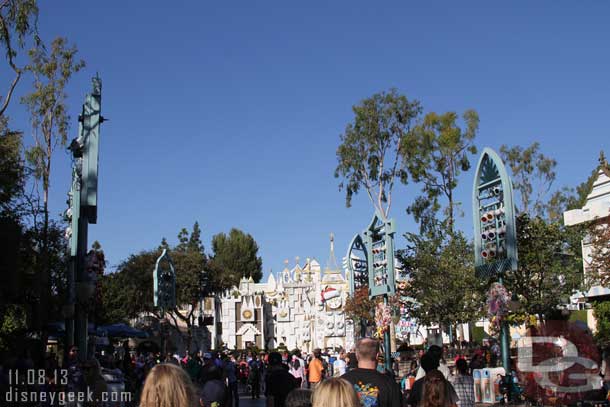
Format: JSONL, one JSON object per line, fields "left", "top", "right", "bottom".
{"left": 333, "top": 352, "right": 347, "bottom": 377}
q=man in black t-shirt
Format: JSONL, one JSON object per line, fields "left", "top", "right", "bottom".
{"left": 342, "top": 338, "right": 402, "bottom": 407}
{"left": 265, "top": 352, "right": 297, "bottom": 407}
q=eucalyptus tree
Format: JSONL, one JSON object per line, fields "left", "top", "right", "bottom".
{"left": 402, "top": 110, "right": 479, "bottom": 233}
{"left": 335, "top": 88, "right": 422, "bottom": 218}
{"left": 0, "top": 0, "right": 40, "bottom": 116}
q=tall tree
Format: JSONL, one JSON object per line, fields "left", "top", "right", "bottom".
{"left": 503, "top": 213, "right": 583, "bottom": 320}
{"left": 335, "top": 89, "right": 421, "bottom": 218}
{"left": 21, "top": 36, "right": 84, "bottom": 332}
{"left": 499, "top": 142, "right": 557, "bottom": 217}
{"left": 402, "top": 110, "right": 479, "bottom": 232}
{"left": 21, "top": 36, "right": 85, "bottom": 240}
{"left": 210, "top": 228, "right": 263, "bottom": 288}
{"left": 98, "top": 223, "right": 212, "bottom": 351}
{"left": 498, "top": 144, "right": 586, "bottom": 320}
{"left": 0, "top": 0, "right": 39, "bottom": 116}
{"left": 398, "top": 229, "right": 485, "bottom": 333}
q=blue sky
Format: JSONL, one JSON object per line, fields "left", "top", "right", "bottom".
{"left": 3, "top": 1, "right": 609, "bottom": 277}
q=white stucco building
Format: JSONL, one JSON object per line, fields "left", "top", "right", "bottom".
{"left": 215, "top": 235, "right": 353, "bottom": 351}
{"left": 563, "top": 155, "right": 610, "bottom": 325}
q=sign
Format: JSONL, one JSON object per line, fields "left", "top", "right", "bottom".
{"left": 153, "top": 249, "right": 176, "bottom": 309}
{"left": 363, "top": 211, "right": 396, "bottom": 297}
{"left": 80, "top": 76, "right": 103, "bottom": 224}
{"left": 472, "top": 148, "right": 518, "bottom": 279}
{"left": 344, "top": 233, "right": 368, "bottom": 295}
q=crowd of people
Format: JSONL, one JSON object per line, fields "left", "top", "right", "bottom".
{"left": 135, "top": 338, "right": 475, "bottom": 407}
{"left": 4, "top": 337, "right": 609, "bottom": 406}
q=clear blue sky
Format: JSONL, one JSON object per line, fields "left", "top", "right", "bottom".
{"left": 4, "top": 1, "right": 609, "bottom": 276}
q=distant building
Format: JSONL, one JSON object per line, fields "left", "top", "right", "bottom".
{"left": 215, "top": 235, "right": 353, "bottom": 351}
{"left": 564, "top": 154, "right": 610, "bottom": 324}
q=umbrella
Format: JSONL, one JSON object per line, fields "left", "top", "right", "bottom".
{"left": 100, "top": 323, "right": 149, "bottom": 338}
{"left": 46, "top": 322, "right": 107, "bottom": 336}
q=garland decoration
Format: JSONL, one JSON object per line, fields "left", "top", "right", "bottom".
{"left": 487, "top": 282, "right": 510, "bottom": 335}
{"left": 374, "top": 301, "right": 392, "bottom": 338}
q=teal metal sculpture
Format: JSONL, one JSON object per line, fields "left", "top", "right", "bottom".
{"left": 345, "top": 233, "right": 369, "bottom": 337}
{"left": 363, "top": 212, "right": 396, "bottom": 297}
{"left": 472, "top": 147, "right": 518, "bottom": 398}
{"left": 154, "top": 249, "right": 176, "bottom": 311}
{"left": 345, "top": 233, "right": 368, "bottom": 296}
{"left": 65, "top": 76, "right": 104, "bottom": 360}
{"left": 473, "top": 147, "right": 518, "bottom": 278}
{"left": 362, "top": 211, "right": 396, "bottom": 372}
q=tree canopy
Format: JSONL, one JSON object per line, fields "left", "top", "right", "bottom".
{"left": 210, "top": 228, "right": 263, "bottom": 287}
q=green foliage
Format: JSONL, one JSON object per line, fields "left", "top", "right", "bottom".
{"left": 335, "top": 89, "right": 422, "bottom": 217}
{"left": 0, "top": 115, "right": 24, "bottom": 212}
{"left": 398, "top": 228, "right": 485, "bottom": 328}
{"left": 0, "top": 304, "right": 28, "bottom": 351}
{"left": 0, "top": 0, "right": 40, "bottom": 116}
{"left": 503, "top": 213, "right": 583, "bottom": 319}
{"left": 98, "top": 250, "right": 159, "bottom": 324}
{"left": 210, "top": 228, "right": 263, "bottom": 287}
{"left": 592, "top": 301, "right": 610, "bottom": 348}
{"left": 403, "top": 109, "right": 479, "bottom": 231}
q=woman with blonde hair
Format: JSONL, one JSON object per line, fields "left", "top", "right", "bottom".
{"left": 140, "top": 363, "right": 198, "bottom": 407}
{"left": 312, "top": 377, "right": 360, "bottom": 407}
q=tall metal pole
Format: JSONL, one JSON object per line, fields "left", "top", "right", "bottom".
{"left": 498, "top": 276, "right": 511, "bottom": 375}
{"left": 383, "top": 295, "right": 392, "bottom": 372}
{"left": 66, "top": 76, "right": 103, "bottom": 361}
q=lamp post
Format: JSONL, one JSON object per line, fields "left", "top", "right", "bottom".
{"left": 472, "top": 147, "right": 518, "bottom": 397}
{"left": 65, "top": 76, "right": 104, "bottom": 360}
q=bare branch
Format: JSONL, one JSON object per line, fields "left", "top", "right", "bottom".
{"left": 0, "top": 69, "right": 21, "bottom": 116}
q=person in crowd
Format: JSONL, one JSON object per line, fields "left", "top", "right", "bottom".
{"left": 201, "top": 364, "right": 229, "bottom": 407}
{"left": 285, "top": 388, "right": 312, "bottom": 407}
{"left": 416, "top": 346, "right": 450, "bottom": 380}
{"left": 407, "top": 354, "right": 458, "bottom": 407}
{"left": 224, "top": 354, "right": 239, "bottom": 407}
{"left": 312, "top": 377, "right": 360, "bottom": 407}
{"left": 200, "top": 352, "right": 217, "bottom": 384}
{"left": 187, "top": 351, "right": 203, "bottom": 383}
{"left": 421, "top": 370, "right": 456, "bottom": 407}
{"left": 266, "top": 352, "right": 298, "bottom": 407}
{"left": 333, "top": 352, "right": 347, "bottom": 377}
{"left": 468, "top": 351, "right": 485, "bottom": 371}
{"left": 249, "top": 354, "right": 262, "bottom": 399}
{"left": 82, "top": 358, "right": 108, "bottom": 407}
{"left": 341, "top": 338, "right": 402, "bottom": 407}
{"left": 290, "top": 357, "right": 305, "bottom": 388}
{"left": 140, "top": 363, "right": 198, "bottom": 407}
{"left": 452, "top": 359, "right": 474, "bottom": 407}
{"left": 308, "top": 349, "right": 325, "bottom": 389}
{"left": 346, "top": 351, "right": 358, "bottom": 372}
{"left": 66, "top": 346, "right": 85, "bottom": 396}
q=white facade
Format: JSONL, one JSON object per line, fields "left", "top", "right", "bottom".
{"left": 564, "top": 162, "right": 610, "bottom": 301}
{"left": 218, "top": 253, "right": 352, "bottom": 351}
